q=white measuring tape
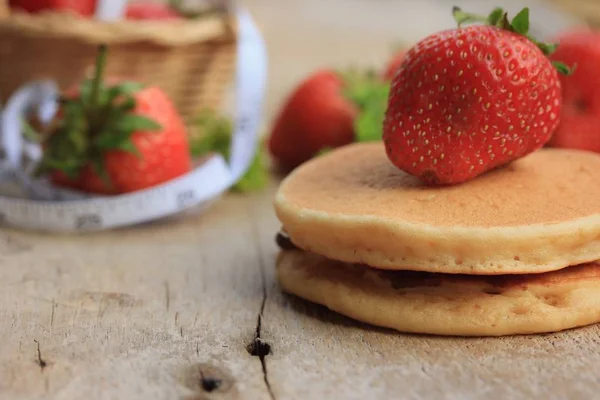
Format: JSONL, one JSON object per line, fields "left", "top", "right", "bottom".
{"left": 0, "top": 6, "right": 267, "bottom": 232}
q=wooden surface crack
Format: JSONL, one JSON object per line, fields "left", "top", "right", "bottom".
{"left": 164, "top": 281, "right": 171, "bottom": 312}
{"left": 33, "top": 340, "right": 48, "bottom": 372}
{"left": 50, "top": 300, "right": 56, "bottom": 328}
{"left": 247, "top": 211, "right": 276, "bottom": 400}
{"left": 247, "top": 276, "right": 275, "bottom": 400}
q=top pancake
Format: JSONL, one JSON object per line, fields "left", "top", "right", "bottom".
{"left": 275, "top": 142, "right": 600, "bottom": 274}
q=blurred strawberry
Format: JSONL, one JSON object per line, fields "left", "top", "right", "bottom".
{"left": 36, "top": 45, "right": 192, "bottom": 195}
{"left": 125, "top": 1, "right": 182, "bottom": 20}
{"left": 549, "top": 31, "right": 600, "bottom": 153}
{"left": 9, "top": 0, "right": 97, "bottom": 16}
{"left": 268, "top": 70, "right": 356, "bottom": 170}
{"left": 382, "top": 50, "right": 406, "bottom": 81}
{"left": 268, "top": 70, "right": 389, "bottom": 170}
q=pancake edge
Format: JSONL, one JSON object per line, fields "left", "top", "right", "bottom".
{"left": 276, "top": 250, "right": 600, "bottom": 336}
{"left": 275, "top": 178, "right": 600, "bottom": 274}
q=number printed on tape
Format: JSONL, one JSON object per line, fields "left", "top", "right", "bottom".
{"left": 75, "top": 214, "right": 103, "bottom": 230}
{"left": 176, "top": 189, "right": 196, "bottom": 209}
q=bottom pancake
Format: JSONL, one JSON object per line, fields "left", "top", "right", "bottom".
{"left": 276, "top": 250, "right": 600, "bottom": 336}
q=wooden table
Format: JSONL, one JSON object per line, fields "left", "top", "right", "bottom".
{"left": 0, "top": 1, "right": 594, "bottom": 399}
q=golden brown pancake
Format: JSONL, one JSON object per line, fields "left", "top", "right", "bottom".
{"left": 275, "top": 143, "right": 600, "bottom": 274}
{"left": 277, "top": 250, "right": 600, "bottom": 336}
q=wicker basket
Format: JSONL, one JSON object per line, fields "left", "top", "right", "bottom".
{"left": 0, "top": 2, "right": 237, "bottom": 125}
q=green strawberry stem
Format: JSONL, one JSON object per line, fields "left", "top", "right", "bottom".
{"left": 34, "top": 44, "right": 162, "bottom": 185}
{"left": 452, "top": 6, "right": 574, "bottom": 75}
{"left": 88, "top": 44, "right": 107, "bottom": 119}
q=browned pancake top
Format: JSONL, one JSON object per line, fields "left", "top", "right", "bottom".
{"left": 281, "top": 143, "right": 600, "bottom": 227}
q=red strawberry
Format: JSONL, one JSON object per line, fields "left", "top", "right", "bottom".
{"left": 268, "top": 70, "right": 358, "bottom": 170}
{"left": 549, "top": 31, "right": 600, "bottom": 153}
{"left": 50, "top": 170, "right": 80, "bottom": 190}
{"left": 37, "top": 45, "right": 192, "bottom": 195}
{"left": 125, "top": 2, "right": 182, "bottom": 21}
{"left": 383, "top": 7, "right": 567, "bottom": 185}
{"left": 382, "top": 50, "right": 406, "bottom": 81}
{"left": 81, "top": 87, "right": 191, "bottom": 194}
{"left": 9, "top": 0, "right": 96, "bottom": 16}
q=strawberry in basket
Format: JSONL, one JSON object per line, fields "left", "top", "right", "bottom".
{"left": 33, "top": 45, "right": 192, "bottom": 194}
{"left": 8, "top": 0, "right": 97, "bottom": 16}
{"left": 9, "top": 0, "right": 186, "bottom": 19}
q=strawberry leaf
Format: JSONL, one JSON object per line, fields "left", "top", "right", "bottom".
{"left": 110, "top": 96, "right": 137, "bottom": 113}
{"left": 487, "top": 8, "right": 505, "bottom": 27}
{"left": 107, "top": 82, "right": 145, "bottom": 98}
{"left": 510, "top": 7, "right": 530, "bottom": 35}
{"left": 552, "top": 61, "right": 575, "bottom": 76}
{"left": 536, "top": 42, "right": 558, "bottom": 56}
{"left": 35, "top": 45, "right": 163, "bottom": 188}
{"left": 116, "top": 139, "right": 141, "bottom": 156}
{"left": 452, "top": 6, "right": 575, "bottom": 76}
{"left": 452, "top": 6, "right": 486, "bottom": 27}
{"left": 94, "top": 129, "right": 131, "bottom": 150}
{"left": 114, "top": 114, "right": 162, "bottom": 133}
{"left": 90, "top": 156, "right": 113, "bottom": 188}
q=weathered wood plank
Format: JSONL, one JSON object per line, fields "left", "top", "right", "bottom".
{"left": 0, "top": 194, "right": 270, "bottom": 400}
{"left": 0, "top": 0, "right": 587, "bottom": 398}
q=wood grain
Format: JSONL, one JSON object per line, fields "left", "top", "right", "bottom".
{"left": 0, "top": 194, "right": 272, "bottom": 400}
{"left": 0, "top": 0, "right": 590, "bottom": 399}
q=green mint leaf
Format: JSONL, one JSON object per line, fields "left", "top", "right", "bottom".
{"left": 115, "top": 114, "right": 162, "bottom": 133}
{"left": 190, "top": 109, "right": 233, "bottom": 158}
{"left": 339, "top": 69, "right": 390, "bottom": 143}
{"left": 510, "top": 7, "right": 530, "bottom": 35}
{"left": 191, "top": 108, "right": 269, "bottom": 193}
{"left": 487, "top": 8, "right": 504, "bottom": 26}
{"left": 355, "top": 108, "right": 384, "bottom": 142}
{"left": 353, "top": 84, "right": 389, "bottom": 143}
{"left": 231, "top": 144, "right": 269, "bottom": 192}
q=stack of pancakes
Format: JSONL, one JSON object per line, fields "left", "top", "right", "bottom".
{"left": 274, "top": 142, "right": 600, "bottom": 336}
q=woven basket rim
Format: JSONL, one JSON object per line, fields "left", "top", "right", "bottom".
{"left": 0, "top": 10, "right": 237, "bottom": 45}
